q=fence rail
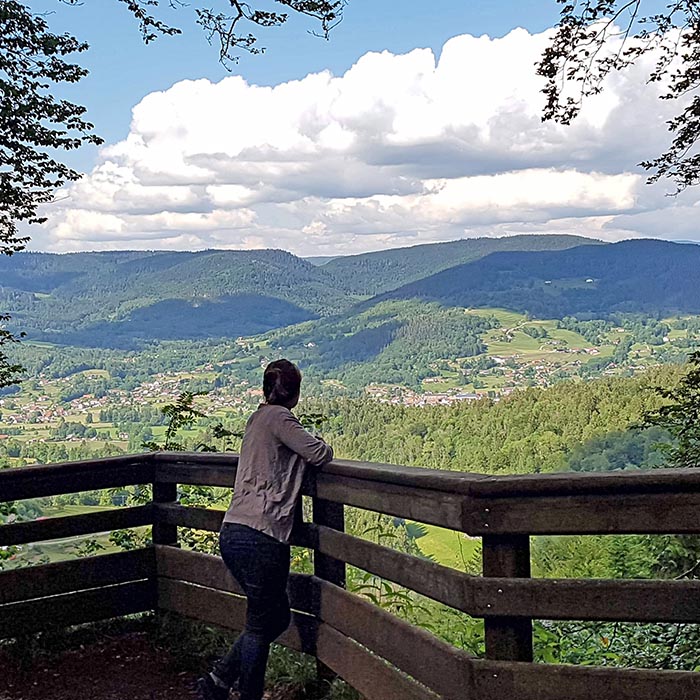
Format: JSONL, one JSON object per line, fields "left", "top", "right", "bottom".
{"left": 2, "top": 452, "right": 700, "bottom": 699}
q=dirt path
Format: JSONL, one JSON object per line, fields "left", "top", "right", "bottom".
{"left": 0, "top": 632, "right": 200, "bottom": 700}
{"left": 0, "top": 628, "right": 316, "bottom": 700}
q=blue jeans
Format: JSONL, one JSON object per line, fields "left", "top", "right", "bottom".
{"left": 213, "top": 523, "right": 291, "bottom": 700}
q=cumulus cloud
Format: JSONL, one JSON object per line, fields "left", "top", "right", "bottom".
{"left": 33, "top": 26, "right": 700, "bottom": 255}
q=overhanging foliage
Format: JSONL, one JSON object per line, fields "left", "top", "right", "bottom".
{"left": 538, "top": 0, "right": 700, "bottom": 190}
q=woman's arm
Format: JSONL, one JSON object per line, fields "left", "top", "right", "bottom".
{"left": 274, "top": 410, "right": 334, "bottom": 466}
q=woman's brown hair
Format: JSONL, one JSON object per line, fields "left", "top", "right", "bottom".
{"left": 263, "top": 359, "right": 302, "bottom": 406}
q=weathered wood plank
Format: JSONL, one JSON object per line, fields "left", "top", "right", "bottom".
{"left": 308, "top": 523, "right": 475, "bottom": 612}
{"left": 157, "top": 578, "right": 318, "bottom": 655}
{"left": 0, "top": 506, "right": 153, "bottom": 547}
{"left": 0, "top": 580, "right": 156, "bottom": 638}
{"left": 310, "top": 525, "right": 700, "bottom": 623}
{"left": 0, "top": 549, "right": 154, "bottom": 605}
{"left": 468, "top": 466, "right": 700, "bottom": 498}
{"left": 316, "top": 579, "right": 472, "bottom": 700}
{"left": 316, "top": 623, "right": 440, "bottom": 700}
{"left": 319, "top": 458, "right": 482, "bottom": 495}
{"left": 314, "top": 472, "right": 700, "bottom": 536}
{"left": 319, "top": 459, "right": 700, "bottom": 498}
{"left": 154, "top": 546, "right": 314, "bottom": 613}
{"left": 157, "top": 576, "right": 246, "bottom": 630}
{"left": 156, "top": 545, "right": 240, "bottom": 592}
{"left": 154, "top": 453, "right": 238, "bottom": 487}
{"left": 0, "top": 455, "right": 153, "bottom": 503}
{"left": 118, "top": 456, "right": 700, "bottom": 503}
{"left": 5, "top": 452, "right": 700, "bottom": 530}
{"left": 314, "top": 473, "right": 465, "bottom": 530}
{"left": 153, "top": 451, "right": 239, "bottom": 468}
{"left": 4, "top": 451, "right": 700, "bottom": 503}
{"left": 473, "top": 491, "right": 700, "bottom": 535}
{"left": 472, "top": 576, "right": 700, "bottom": 623}
{"left": 154, "top": 503, "right": 224, "bottom": 532}
{"left": 149, "top": 456, "right": 700, "bottom": 535}
{"left": 473, "top": 659, "right": 700, "bottom": 700}
{"left": 154, "top": 454, "right": 475, "bottom": 494}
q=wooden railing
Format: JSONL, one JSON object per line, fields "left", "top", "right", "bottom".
{"left": 2, "top": 453, "right": 700, "bottom": 699}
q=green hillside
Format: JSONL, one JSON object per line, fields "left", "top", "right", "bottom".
{"left": 382, "top": 239, "right": 700, "bottom": 317}
{"left": 264, "top": 299, "right": 498, "bottom": 387}
{"left": 4, "top": 237, "right": 700, "bottom": 356}
{"left": 256, "top": 299, "right": 696, "bottom": 390}
{"left": 0, "top": 237, "right": 601, "bottom": 348}
{"left": 0, "top": 249, "right": 351, "bottom": 347}
{"left": 323, "top": 234, "right": 603, "bottom": 295}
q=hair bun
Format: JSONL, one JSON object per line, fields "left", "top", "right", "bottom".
{"left": 263, "top": 359, "right": 302, "bottom": 406}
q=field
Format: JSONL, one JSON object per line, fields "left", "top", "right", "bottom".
{"left": 4, "top": 504, "right": 138, "bottom": 568}
{"left": 417, "top": 524, "right": 480, "bottom": 569}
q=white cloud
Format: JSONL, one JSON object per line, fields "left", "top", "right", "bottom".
{"left": 34, "top": 26, "right": 697, "bottom": 255}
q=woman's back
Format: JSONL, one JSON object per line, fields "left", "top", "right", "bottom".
{"left": 223, "top": 403, "right": 333, "bottom": 543}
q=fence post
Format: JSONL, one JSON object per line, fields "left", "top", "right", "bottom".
{"left": 482, "top": 534, "right": 533, "bottom": 661}
{"left": 312, "top": 497, "right": 346, "bottom": 587}
{"left": 152, "top": 479, "right": 179, "bottom": 547}
{"left": 312, "top": 496, "right": 345, "bottom": 691}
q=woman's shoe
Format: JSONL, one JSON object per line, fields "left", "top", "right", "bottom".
{"left": 196, "top": 673, "right": 230, "bottom": 700}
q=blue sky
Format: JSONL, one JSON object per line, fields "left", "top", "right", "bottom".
{"left": 29, "top": 1, "right": 700, "bottom": 255}
{"left": 34, "top": 0, "right": 562, "bottom": 166}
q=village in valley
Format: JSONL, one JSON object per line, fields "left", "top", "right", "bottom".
{"left": 2, "top": 308, "right": 697, "bottom": 463}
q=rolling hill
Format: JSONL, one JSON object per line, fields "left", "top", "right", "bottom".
{"left": 0, "top": 249, "right": 349, "bottom": 346}
{"left": 1, "top": 236, "right": 601, "bottom": 346}
{"left": 322, "top": 234, "right": 604, "bottom": 295}
{"left": 378, "top": 239, "right": 700, "bottom": 317}
{"left": 3, "top": 236, "right": 699, "bottom": 388}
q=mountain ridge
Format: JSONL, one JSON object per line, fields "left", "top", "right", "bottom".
{"left": 377, "top": 238, "right": 700, "bottom": 317}
{"left": 322, "top": 234, "right": 604, "bottom": 295}
{"left": 1, "top": 235, "right": 600, "bottom": 346}
{"left": 10, "top": 236, "right": 697, "bottom": 349}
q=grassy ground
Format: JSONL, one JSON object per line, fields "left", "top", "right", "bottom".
{"left": 5, "top": 505, "right": 142, "bottom": 568}
{"left": 465, "top": 308, "right": 523, "bottom": 326}
{"left": 42, "top": 504, "right": 114, "bottom": 517}
{"left": 417, "top": 524, "right": 480, "bottom": 571}
{"left": 13, "top": 533, "right": 126, "bottom": 566}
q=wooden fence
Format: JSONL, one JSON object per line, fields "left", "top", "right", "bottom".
{"left": 2, "top": 452, "right": 700, "bottom": 699}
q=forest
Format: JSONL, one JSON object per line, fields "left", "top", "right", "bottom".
{"left": 4, "top": 358, "right": 700, "bottom": 675}
{"left": 4, "top": 237, "right": 700, "bottom": 350}
{"left": 0, "top": 368, "right": 668, "bottom": 470}
{"left": 4, "top": 235, "right": 700, "bottom": 678}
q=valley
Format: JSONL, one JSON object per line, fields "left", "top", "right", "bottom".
{"left": 2, "top": 235, "right": 698, "bottom": 566}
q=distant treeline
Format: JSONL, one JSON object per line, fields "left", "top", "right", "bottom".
{"left": 6, "top": 238, "right": 700, "bottom": 350}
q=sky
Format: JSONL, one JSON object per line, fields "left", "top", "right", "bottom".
{"left": 26, "top": 0, "right": 700, "bottom": 256}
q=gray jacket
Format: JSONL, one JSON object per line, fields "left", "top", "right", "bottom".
{"left": 223, "top": 403, "right": 333, "bottom": 542}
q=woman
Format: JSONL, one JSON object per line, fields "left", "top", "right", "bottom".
{"left": 198, "top": 359, "right": 333, "bottom": 700}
